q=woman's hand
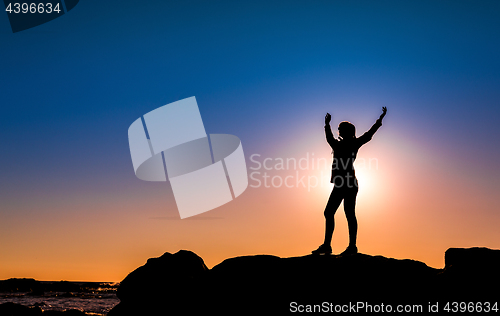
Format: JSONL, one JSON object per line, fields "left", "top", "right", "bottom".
{"left": 379, "top": 107, "right": 387, "bottom": 120}
{"left": 325, "top": 113, "right": 332, "bottom": 125}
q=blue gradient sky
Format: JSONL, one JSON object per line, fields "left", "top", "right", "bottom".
{"left": 1, "top": 1, "right": 499, "bottom": 281}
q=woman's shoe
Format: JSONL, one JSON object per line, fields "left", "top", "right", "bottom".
{"left": 340, "top": 245, "right": 358, "bottom": 256}
{"left": 311, "top": 244, "right": 332, "bottom": 255}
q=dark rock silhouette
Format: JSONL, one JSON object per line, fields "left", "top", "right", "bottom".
{"left": 45, "top": 281, "right": 82, "bottom": 294}
{"left": 109, "top": 250, "right": 209, "bottom": 315}
{"left": 0, "top": 279, "right": 43, "bottom": 294}
{"left": 108, "top": 247, "right": 500, "bottom": 315}
{"left": 436, "top": 247, "right": 500, "bottom": 301}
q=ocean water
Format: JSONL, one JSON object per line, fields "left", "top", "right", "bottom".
{"left": 0, "top": 282, "right": 119, "bottom": 315}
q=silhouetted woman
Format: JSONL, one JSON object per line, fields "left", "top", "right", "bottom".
{"left": 312, "top": 107, "right": 387, "bottom": 255}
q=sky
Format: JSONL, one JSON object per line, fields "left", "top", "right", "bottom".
{"left": 1, "top": 0, "right": 499, "bottom": 282}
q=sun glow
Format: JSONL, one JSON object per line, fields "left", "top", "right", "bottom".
{"left": 353, "top": 160, "right": 386, "bottom": 215}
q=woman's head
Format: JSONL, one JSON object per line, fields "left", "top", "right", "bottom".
{"left": 338, "top": 121, "right": 356, "bottom": 139}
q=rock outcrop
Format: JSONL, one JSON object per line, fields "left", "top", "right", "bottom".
{"left": 108, "top": 247, "right": 500, "bottom": 315}
{"left": 109, "top": 250, "right": 209, "bottom": 315}
{"left": 0, "top": 279, "right": 43, "bottom": 294}
{"left": 437, "top": 247, "right": 500, "bottom": 301}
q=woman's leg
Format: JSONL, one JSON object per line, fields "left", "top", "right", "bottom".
{"left": 343, "top": 187, "right": 358, "bottom": 247}
{"left": 323, "top": 188, "right": 344, "bottom": 246}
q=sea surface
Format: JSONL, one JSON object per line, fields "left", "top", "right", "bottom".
{"left": 0, "top": 281, "right": 119, "bottom": 315}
